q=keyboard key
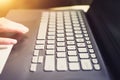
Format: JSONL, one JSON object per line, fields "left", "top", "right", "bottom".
{"left": 57, "top": 52, "right": 66, "bottom": 57}
{"left": 69, "top": 63, "right": 80, "bottom": 70}
{"left": 78, "top": 48, "right": 87, "bottom": 52}
{"left": 57, "top": 30, "right": 64, "bottom": 33}
{"left": 79, "top": 53, "right": 89, "bottom": 58}
{"left": 77, "top": 43, "right": 86, "bottom": 47}
{"left": 73, "top": 20, "right": 79, "bottom": 24}
{"left": 66, "top": 37, "right": 74, "bottom": 40}
{"left": 92, "top": 59, "right": 98, "bottom": 64}
{"left": 75, "top": 34, "right": 83, "bottom": 38}
{"left": 35, "top": 45, "right": 44, "bottom": 50}
{"left": 73, "top": 24, "right": 80, "bottom": 27}
{"left": 47, "top": 40, "right": 55, "bottom": 44}
{"left": 65, "top": 25, "right": 72, "bottom": 29}
{"left": 48, "top": 32, "right": 55, "bottom": 36}
{"left": 84, "top": 34, "right": 89, "bottom": 37}
{"left": 37, "top": 17, "right": 48, "bottom": 39}
{"left": 57, "top": 42, "right": 65, "bottom": 46}
{"left": 57, "top": 34, "right": 64, "bottom": 37}
{"left": 90, "top": 54, "right": 96, "bottom": 58}
{"left": 30, "top": 63, "right": 37, "bottom": 72}
{"left": 57, "top": 47, "right": 66, "bottom": 52}
{"left": 75, "top": 31, "right": 82, "bottom": 34}
{"left": 85, "top": 37, "right": 89, "bottom": 40}
{"left": 36, "top": 40, "right": 45, "bottom": 44}
{"left": 82, "top": 28, "right": 87, "bottom": 31}
{"left": 88, "top": 45, "right": 93, "bottom": 48}
{"left": 74, "top": 27, "right": 81, "bottom": 31}
{"left": 76, "top": 38, "right": 84, "bottom": 42}
{"left": 66, "top": 29, "right": 73, "bottom": 32}
{"left": 57, "top": 58, "right": 67, "bottom": 71}
{"left": 33, "top": 50, "right": 39, "bottom": 56}
{"left": 38, "top": 56, "right": 43, "bottom": 63}
{"left": 86, "top": 41, "right": 91, "bottom": 44}
{"left": 57, "top": 38, "right": 65, "bottom": 41}
{"left": 48, "top": 36, "right": 55, "bottom": 40}
{"left": 81, "top": 59, "right": 93, "bottom": 70}
{"left": 48, "top": 28, "right": 55, "bottom": 32}
{"left": 57, "top": 26, "right": 64, "bottom": 30}
{"left": 44, "top": 55, "right": 55, "bottom": 71}
{"left": 94, "top": 64, "right": 101, "bottom": 70}
{"left": 67, "top": 46, "right": 76, "bottom": 50}
{"left": 66, "top": 33, "right": 74, "bottom": 36}
{"left": 65, "top": 22, "right": 72, "bottom": 26}
{"left": 67, "top": 41, "right": 75, "bottom": 45}
{"left": 68, "top": 51, "right": 77, "bottom": 56}
{"left": 32, "top": 56, "right": 38, "bottom": 63}
{"left": 89, "top": 49, "right": 95, "bottom": 53}
{"left": 46, "top": 50, "right": 55, "bottom": 55}
{"left": 81, "top": 24, "right": 85, "bottom": 28}
{"left": 68, "top": 56, "right": 78, "bottom": 62}
{"left": 47, "top": 45, "right": 55, "bottom": 49}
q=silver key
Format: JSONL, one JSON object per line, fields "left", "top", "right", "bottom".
{"left": 94, "top": 64, "right": 100, "bottom": 70}
{"left": 36, "top": 40, "right": 45, "bottom": 44}
{"left": 44, "top": 55, "right": 55, "bottom": 71}
{"left": 77, "top": 43, "right": 86, "bottom": 47}
{"left": 33, "top": 50, "right": 39, "bottom": 56}
{"left": 57, "top": 42, "right": 65, "bottom": 46}
{"left": 69, "top": 63, "right": 80, "bottom": 70}
{"left": 67, "top": 41, "right": 75, "bottom": 45}
{"left": 35, "top": 45, "right": 44, "bottom": 50}
{"left": 66, "top": 37, "right": 74, "bottom": 40}
{"left": 47, "top": 45, "right": 55, "bottom": 49}
{"left": 47, "top": 40, "right": 55, "bottom": 44}
{"left": 46, "top": 50, "right": 55, "bottom": 55}
{"left": 76, "top": 38, "right": 84, "bottom": 42}
{"left": 79, "top": 53, "right": 89, "bottom": 58}
{"left": 32, "top": 56, "right": 38, "bottom": 63}
{"left": 90, "top": 54, "right": 96, "bottom": 58}
{"left": 92, "top": 59, "right": 98, "bottom": 64}
{"left": 57, "top": 47, "right": 66, "bottom": 52}
{"left": 57, "top": 38, "right": 65, "bottom": 41}
{"left": 37, "top": 17, "right": 48, "bottom": 39}
{"left": 68, "top": 51, "right": 77, "bottom": 56}
{"left": 81, "top": 59, "right": 93, "bottom": 70}
{"left": 38, "top": 56, "right": 43, "bottom": 63}
{"left": 68, "top": 56, "right": 78, "bottom": 62}
{"left": 30, "top": 63, "right": 37, "bottom": 72}
{"left": 78, "top": 48, "right": 87, "bottom": 52}
{"left": 57, "top": 58, "right": 67, "bottom": 71}
{"left": 57, "top": 52, "right": 66, "bottom": 57}
{"left": 67, "top": 46, "right": 76, "bottom": 50}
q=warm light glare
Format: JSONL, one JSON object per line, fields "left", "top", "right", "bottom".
{"left": 0, "top": 0, "right": 12, "bottom": 7}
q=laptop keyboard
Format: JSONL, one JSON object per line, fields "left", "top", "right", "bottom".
{"left": 30, "top": 10, "right": 101, "bottom": 72}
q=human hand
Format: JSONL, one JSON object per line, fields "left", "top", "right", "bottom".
{"left": 0, "top": 17, "right": 29, "bottom": 45}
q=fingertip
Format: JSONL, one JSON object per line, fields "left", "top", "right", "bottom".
{"left": 0, "top": 38, "right": 17, "bottom": 45}
{"left": 9, "top": 39, "right": 17, "bottom": 44}
{"left": 19, "top": 24, "right": 29, "bottom": 34}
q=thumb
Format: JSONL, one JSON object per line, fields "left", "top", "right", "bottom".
{"left": 0, "top": 37, "right": 17, "bottom": 45}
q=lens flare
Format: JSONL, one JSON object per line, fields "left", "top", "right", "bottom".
{"left": 0, "top": 0, "right": 12, "bottom": 7}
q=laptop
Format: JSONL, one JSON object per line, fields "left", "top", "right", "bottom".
{"left": 0, "top": 0, "right": 120, "bottom": 80}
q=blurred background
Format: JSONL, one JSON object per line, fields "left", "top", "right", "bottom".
{"left": 0, "top": 0, "right": 93, "bottom": 17}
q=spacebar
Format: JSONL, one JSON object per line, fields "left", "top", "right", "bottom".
{"left": 0, "top": 45, "right": 13, "bottom": 74}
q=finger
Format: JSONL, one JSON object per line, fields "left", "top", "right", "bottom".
{"left": 0, "top": 17, "right": 29, "bottom": 34}
{"left": 0, "top": 37, "right": 17, "bottom": 45}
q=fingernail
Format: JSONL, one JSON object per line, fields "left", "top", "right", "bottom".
{"left": 10, "top": 39, "right": 17, "bottom": 44}
{"left": 22, "top": 26, "right": 29, "bottom": 33}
